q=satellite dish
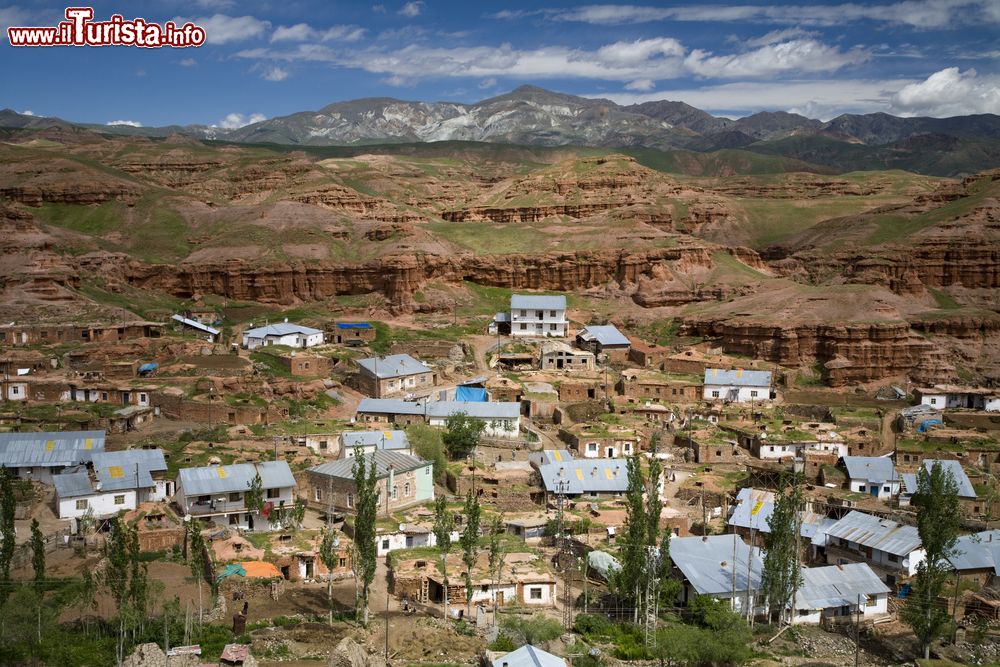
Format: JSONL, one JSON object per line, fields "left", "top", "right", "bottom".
{"left": 333, "top": 537, "right": 340, "bottom": 548}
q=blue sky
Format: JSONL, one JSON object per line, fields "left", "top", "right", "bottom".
{"left": 2, "top": 0, "right": 999, "bottom": 128}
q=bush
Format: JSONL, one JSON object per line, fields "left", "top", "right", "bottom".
{"left": 500, "top": 613, "right": 564, "bottom": 647}
{"left": 573, "top": 613, "right": 614, "bottom": 639}
{"left": 488, "top": 635, "right": 517, "bottom": 652}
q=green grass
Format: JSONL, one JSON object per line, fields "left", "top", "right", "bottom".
{"left": 928, "top": 288, "right": 962, "bottom": 309}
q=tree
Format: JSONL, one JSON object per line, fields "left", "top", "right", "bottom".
{"left": 0, "top": 467, "right": 15, "bottom": 604}
{"left": 651, "top": 625, "right": 700, "bottom": 667}
{"left": 105, "top": 515, "right": 149, "bottom": 664}
{"left": 760, "top": 479, "right": 802, "bottom": 624}
{"left": 188, "top": 523, "right": 207, "bottom": 623}
{"left": 408, "top": 425, "right": 448, "bottom": 482}
{"left": 487, "top": 514, "right": 507, "bottom": 628}
{"left": 433, "top": 495, "right": 455, "bottom": 619}
{"left": 351, "top": 453, "right": 378, "bottom": 626}
{"left": 318, "top": 526, "right": 341, "bottom": 625}
{"left": 442, "top": 412, "right": 486, "bottom": 459}
{"left": 29, "top": 519, "right": 44, "bottom": 582}
{"left": 615, "top": 454, "right": 648, "bottom": 621}
{"left": 902, "top": 461, "right": 961, "bottom": 659}
{"left": 244, "top": 470, "right": 265, "bottom": 525}
{"left": 459, "top": 490, "right": 482, "bottom": 617}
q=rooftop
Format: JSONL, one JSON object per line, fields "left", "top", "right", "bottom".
{"left": 511, "top": 294, "right": 566, "bottom": 311}
{"left": 795, "top": 563, "right": 891, "bottom": 611}
{"left": 842, "top": 456, "right": 897, "bottom": 484}
{"left": 901, "top": 459, "right": 977, "bottom": 499}
{"left": 178, "top": 460, "right": 295, "bottom": 496}
{"left": 670, "top": 534, "right": 763, "bottom": 596}
{"left": 0, "top": 430, "right": 106, "bottom": 468}
{"left": 948, "top": 530, "right": 1000, "bottom": 573}
{"left": 537, "top": 458, "right": 629, "bottom": 494}
{"left": 825, "top": 511, "right": 922, "bottom": 557}
{"left": 357, "top": 354, "right": 433, "bottom": 379}
{"left": 493, "top": 645, "right": 567, "bottom": 667}
{"left": 356, "top": 399, "right": 521, "bottom": 420}
{"left": 308, "top": 450, "right": 430, "bottom": 480}
{"left": 577, "top": 325, "right": 630, "bottom": 347}
{"left": 91, "top": 448, "right": 168, "bottom": 492}
{"left": 171, "top": 314, "right": 219, "bottom": 336}
{"left": 341, "top": 430, "right": 411, "bottom": 451}
{"left": 244, "top": 322, "right": 323, "bottom": 338}
{"left": 703, "top": 368, "right": 772, "bottom": 387}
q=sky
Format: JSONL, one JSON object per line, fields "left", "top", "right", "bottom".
{"left": 2, "top": 0, "right": 999, "bottom": 129}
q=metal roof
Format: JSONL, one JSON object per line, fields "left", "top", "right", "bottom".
{"left": 0, "top": 430, "right": 106, "bottom": 468}
{"left": 357, "top": 354, "right": 432, "bottom": 379}
{"left": 510, "top": 294, "right": 566, "bottom": 311}
{"left": 357, "top": 399, "right": 521, "bottom": 420}
{"left": 728, "top": 488, "right": 828, "bottom": 539}
{"left": 53, "top": 469, "right": 94, "bottom": 499}
{"left": 537, "top": 459, "right": 629, "bottom": 495}
{"left": 540, "top": 450, "right": 574, "bottom": 465}
{"left": 577, "top": 325, "right": 630, "bottom": 347}
{"left": 670, "top": 534, "right": 763, "bottom": 596}
{"left": 244, "top": 323, "right": 322, "bottom": 338}
{"left": 948, "top": 530, "right": 1000, "bottom": 573}
{"left": 91, "top": 449, "right": 167, "bottom": 492}
{"left": 795, "top": 563, "right": 890, "bottom": 610}
{"left": 171, "top": 314, "right": 219, "bottom": 336}
{"left": 702, "top": 368, "right": 772, "bottom": 387}
{"left": 178, "top": 460, "right": 295, "bottom": 496}
{"left": 341, "top": 430, "right": 410, "bottom": 451}
{"left": 824, "top": 511, "right": 922, "bottom": 556}
{"left": 308, "top": 450, "right": 431, "bottom": 480}
{"left": 920, "top": 460, "right": 976, "bottom": 498}
{"left": 495, "top": 645, "right": 567, "bottom": 667}
{"left": 842, "top": 456, "right": 897, "bottom": 484}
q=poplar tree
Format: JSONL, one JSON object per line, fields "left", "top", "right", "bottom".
{"left": 30, "top": 519, "right": 45, "bottom": 583}
{"left": 460, "top": 490, "right": 482, "bottom": 617}
{"left": 351, "top": 453, "right": 378, "bottom": 626}
{"left": 0, "top": 468, "right": 15, "bottom": 604}
{"left": 760, "top": 480, "right": 802, "bottom": 624}
{"left": 319, "top": 526, "right": 340, "bottom": 625}
{"left": 433, "top": 495, "right": 455, "bottom": 619}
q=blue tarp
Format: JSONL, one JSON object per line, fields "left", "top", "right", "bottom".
{"left": 138, "top": 363, "right": 158, "bottom": 374}
{"left": 336, "top": 322, "right": 372, "bottom": 329}
{"left": 216, "top": 563, "right": 246, "bottom": 582}
{"left": 455, "top": 386, "right": 488, "bottom": 402}
{"left": 916, "top": 419, "right": 942, "bottom": 433}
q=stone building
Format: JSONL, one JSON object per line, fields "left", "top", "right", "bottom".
{"left": 303, "top": 451, "right": 434, "bottom": 517}
{"left": 356, "top": 354, "right": 436, "bottom": 398}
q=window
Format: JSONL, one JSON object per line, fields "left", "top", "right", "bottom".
{"left": 319, "top": 440, "right": 328, "bottom": 450}
{"left": 404, "top": 483, "right": 410, "bottom": 497}
{"left": 139, "top": 393, "right": 147, "bottom": 403}
{"left": 520, "top": 323, "right": 527, "bottom": 331}
{"left": 114, "top": 495, "right": 125, "bottom": 505}
{"left": 339, "top": 557, "right": 347, "bottom": 568}
{"left": 550, "top": 310, "right": 556, "bottom": 317}
{"left": 883, "top": 486, "right": 890, "bottom": 493}
{"left": 750, "top": 390, "right": 758, "bottom": 398}
{"left": 303, "top": 362, "right": 310, "bottom": 369}
{"left": 314, "top": 488, "right": 323, "bottom": 501}
{"left": 588, "top": 443, "right": 597, "bottom": 452}
{"left": 866, "top": 596, "right": 877, "bottom": 607}
{"left": 711, "top": 391, "right": 720, "bottom": 398}
{"left": 529, "top": 587, "right": 542, "bottom": 600}
{"left": 887, "top": 553, "right": 899, "bottom": 563}
{"left": 10, "top": 386, "right": 19, "bottom": 396}
{"left": 267, "top": 488, "right": 280, "bottom": 499}
{"left": 229, "top": 514, "right": 239, "bottom": 525}
{"left": 75, "top": 499, "right": 88, "bottom": 510}
{"left": 520, "top": 310, "right": 526, "bottom": 317}
{"left": 347, "top": 493, "right": 354, "bottom": 508}
{"left": 392, "top": 486, "right": 398, "bottom": 500}
{"left": 769, "top": 446, "right": 775, "bottom": 452}
{"left": 101, "top": 392, "right": 108, "bottom": 401}
{"left": 550, "top": 323, "right": 557, "bottom": 331}
{"left": 930, "top": 398, "right": 938, "bottom": 405}
{"left": 382, "top": 539, "right": 390, "bottom": 550}
{"left": 229, "top": 492, "right": 241, "bottom": 502}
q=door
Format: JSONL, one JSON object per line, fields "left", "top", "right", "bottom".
{"left": 496, "top": 591, "right": 504, "bottom": 606}
{"left": 870, "top": 486, "right": 879, "bottom": 497}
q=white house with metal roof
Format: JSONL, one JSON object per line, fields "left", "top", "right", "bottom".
{"left": 340, "top": 430, "right": 412, "bottom": 459}
{"left": 792, "top": 563, "right": 891, "bottom": 625}
{"left": 242, "top": 322, "right": 324, "bottom": 350}
{"left": 176, "top": 460, "right": 296, "bottom": 531}
{"left": 356, "top": 399, "right": 521, "bottom": 439}
{"left": 536, "top": 458, "right": 635, "bottom": 499}
{"left": 670, "top": 534, "right": 765, "bottom": 614}
{"left": 171, "top": 314, "right": 219, "bottom": 342}
{"left": 948, "top": 529, "right": 1000, "bottom": 582}
{"left": 0, "top": 430, "right": 105, "bottom": 484}
{"left": 487, "top": 645, "right": 568, "bottom": 667}
{"left": 702, "top": 368, "right": 773, "bottom": 403}
{"left": 900, "top": 459, "right": 977, "bottom": 506}
{"left": 510, "top": 294, "right": 567, "bottom": 338}
{"left": 824, "top": 511, "right": 925, "bottom": 580}
{"left": 576, "top": 325, "right": 631, "bottom": 357}
{"left": 842, "top": 456, "right": 900, "bottom": 500}
{"left": 53, "top": 449, "right": 168, "bottom": 521}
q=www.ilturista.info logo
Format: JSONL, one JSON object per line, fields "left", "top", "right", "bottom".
{"left": 7, "top": 7, "right": 206, "bottom": 47}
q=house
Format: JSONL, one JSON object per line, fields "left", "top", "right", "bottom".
{"left": 728, "top": 487, "right": 836, "bottom": 552}
{"left": 331, "top": 322, "right": 375, "bottom": 345}
{"left": 171, "top": 314, "right": 219, "bottom": 342}
{"left": 900, "top": 459, "right": 979, "bottom": 514}
{"left": 792, "top": 563, "right": 892, "bottom": 625}
{"left": 914, "top": 385, "right": 1000, "bottom": 412}
{"left": 505, "top": 516, "right": 551, "bottom": 542}
{"left": 340, "top": 430, "right": 412, "bottom": 458}
{"left": 0, "top": 321, "right": 161, "bottom": 346}
{"left": 576, "top": 325, "right": 631, "bottom": 362}
{"left": 53, "top": 448, "right": 169, "bottom": 522}
{"left": 276, "top": 353, "right": 330, "bottom": 378}
{"left": 627, "top": 337, "right": 672, "bottom": 368}
{"left": 176, "top": 461, "right": 296, "bottom": 531}
{"left": 617, "top": 369, "right": 701, "bottom": 402}
{"left": 488, "top": 312, "right": 512, "bottom": 336}
{"left": 242, "top": 322, "right": 324, "bottom": 350}
{"left": 373, "top": 521, "right": 459, "bottom": 557}
{"left": 559, "top": 424, "right": 640, "bottom": 459}
{"left": 536, "top": 459, "right": 631, "bottom": 499}
{"left": 291, "top": 433, "right": 341, "bottom": 457}
{"left": 356, "top": 354, "right": 436, "bottom": 398}
{"left": 487, "top": 645, "right": 567, "bottom": 667}
{"left": 670, "top": 534, "right": 764, "bottom": 613}
{"left": 947, "top": 529, "right": 1000, "bottom": 585}
{"left": 824, "top": 511, "right": 926, "bottom": 583}
{"left": 304, "top": 451, "right": 433, "bottom": 517}
{"left": 0, "top": 430, "right": 105, "bottom": 484}
{"left": 356, "top": 399, "right": 522, "bottom": 439}
{"left": 539, "top": 341, "right": 595, "bottom": 372}
{"left": 510, "top": 294, "right": 568, "bottom": 338}
{"left": 842, "top": 456, "right": 900, "bottom": 500}
{"left": 703, "top": 369, "right": 773, "bottom": 403}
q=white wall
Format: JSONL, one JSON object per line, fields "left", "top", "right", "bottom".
{"left": 791, "top": 593, "right": 888, "bottom": 625}
{"left": 426, "top": 416, "right": 520, "bottom": 439}
{"left": 757, "top": 442, "right": 801, "bottom": 460}
{"left": 244, "top": 332, "right": 324, "bottom": 349}
{"left": 986, "top": 397, "right": 1000, "bottom": 413}
{"left": 520, "top": 582, "right": 555, "bottom": 605}
{"left": 703, "top": 385, "right": 770, "bottom": 402}
{"left": 5, "top": 383, "right": 27, "bottom": 401}
{"left": 847, "top": 478, "right": 900, "bottom": 500}
{"left": 58, "top": 489, "right": 137, "bottom": 520}
{"left": 510, "top": 308, "right": 567, "bottom": 338}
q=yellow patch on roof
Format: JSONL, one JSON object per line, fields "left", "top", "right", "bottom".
{"left": 575, "top": 468, "right": 584, "bottom": 481}
{"left": 552, "top": 451, "right": 562, "bottom": 462}
{"left": 605, "top": 468, "right": 614, "bottom": 480}
{"left": 384, "top": 431, "right": 392, "bottom": 439}
{"left": 85, "top": 438, "right": 93, "bottom": 449}
{"left": 46, "top": 440, "right": 54, "bottom": 451}
{"left": 751, "top": 500, "right": 765, "bottom": 516}
{"left": 108, "top": 465, "right": 124, "bottom": 479}
{"left": 217, "top": 467, "right": 228, "bottom": 479}
{"left": 737, "top": 369, "right": 743, "bottom": 378}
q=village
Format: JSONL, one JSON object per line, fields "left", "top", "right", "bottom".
{"left": 1, "top": 292, "right": 999, "bottom": 667}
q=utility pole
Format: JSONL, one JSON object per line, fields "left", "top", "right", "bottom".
{"left": 385, "top": 581, "right": 390, "bottom": 666}
{"left": 854, "top": 593, "right": 861, "bottom": 667}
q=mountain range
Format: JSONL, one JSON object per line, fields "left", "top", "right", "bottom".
{"left": 3, "top": 85, "right": 1000, "bottom": 176}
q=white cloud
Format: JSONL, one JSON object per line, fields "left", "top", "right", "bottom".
{"left": 889, "top": 67, "right": 1000, "bottom": 116}
{"left": 214, "top": 113, "right": 267, "bottom": 129}
{"left": 180, "top": 57, "right": 198, "bottom": 67}
{"left": 399, "top": 1, "right": 425, "bottom": 17}
{"left": 373, "top": 4, "right": 387, "bottom": 13}
{"left": 271, "top": 23, "right": 366, "bottom": 42}
{"left": 507, "top": 1, "right": 1000, "bottom": 28}
{"left": 106, "top": 120, "right": 143, "bottom": 127}
{"left": 193, "top": 0, "right": 236, "bottom": 8}
{"left": 478, "top": 77, "right": 497, "bottom": 89}
{"left": 381, "top": 74, "right": 412, "bottom": 87}
{"left": 743, "top": 27, "right": 816, "bottom": 48}
{"left": 20, "top": 109, "right": 36, "bottom": 116}
{"left": 176, "top": 14, "right": 271, "bottom": 45}
{"left": 684, "top": 39, "right": 870, "bottom": 78}
{"left": 0, "top": 5, "right": 32, "bottom": 32}
{"left": 625, "top": 78, "right": 655, "bottom": 91}
{"left": 260, "top": 65, "right": 289, "bottom": 81}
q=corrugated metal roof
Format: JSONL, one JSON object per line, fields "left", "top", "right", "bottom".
{"left": 0, "top": 430, "right": 106, "bottom": 467}
{"left": 357, "top": 354, "right": 432, "bottom": 379}
{"left": 795, "top": 563, "right": 890, "bottom": 610}
{"left": 670, "top": 534, "right": 763, "bottom": 596}
{"left": 178, "top": 460, "right": 295, "bottom": 496}
{"left": 510, "top": 294, "right": 566, "bottom": 311}
{"left": 842, "top": 456, "right": 897, "bottom": 484}
{"left": 308, "top": 450, "right": 430, "bottom": 480}
{"left": 922, "top": 460, "right": 977, "bottom": 498}
{"left": 728, "top": 488, "right": 829, "bottom": 538}
{"left": 825, "top": 511, "right": 921, "bottom": 556}
{"left": 357, "top": 399, "right": 521, "bottom": 420}
{"left": 948, "top": 530, "right": 1000, "bottom": 573}
{"left": 577, "top": 325, "right": 630, "bottom": 347}
{"left": 171, "top": 314, "right": 219, "bottom": 336}
{"left": 341, "top": 430, "right": 410, "bottom": 451}
{"left": 540, "top": 450, "right": 574, "bottom": 465}
{"left": 91, "top": 449, "right": 167, "bottom": 492}
{"left": 53, "top": 469, "right": 94, "bottom": 499}
{"left": 245, "top": 323, "right": 322, "bottom": 338}
{"left": 495, "top": 645, "right": 567, "bottom": 667}
{"left": 702, "top": 368, "right": 772, "bottom": 387}
{"left": 537, "top": 459, "right": 629, "bottom": 495}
